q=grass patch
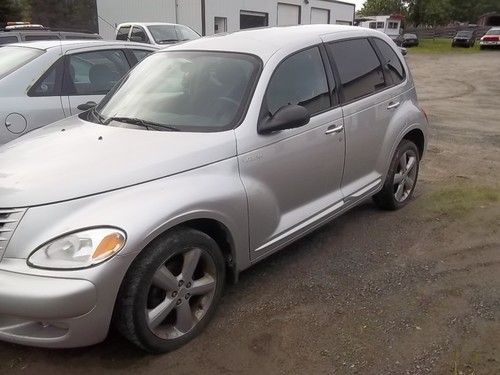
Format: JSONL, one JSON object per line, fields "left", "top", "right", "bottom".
{"left": 408, "top": 38, "right": 481, "bottom": 54}
{"left": 425, "top": 186, "right": 500, "bottom": 218}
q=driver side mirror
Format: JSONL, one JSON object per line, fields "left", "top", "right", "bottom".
{"left": 77, "top": 101, "right": 97, "bottom": 111}
{"left": 258, "top": 104, "right": 310, "bottom": 134}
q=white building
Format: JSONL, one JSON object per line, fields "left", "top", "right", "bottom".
{"left": 96, "top": 0, "right": 356, "bottom": 40}
{"left": 358, "top": 15, "right": 402, "bottom": 38}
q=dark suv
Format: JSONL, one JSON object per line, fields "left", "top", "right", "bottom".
{"left": 0, "top": 29, "right": 101, "bottom": 45}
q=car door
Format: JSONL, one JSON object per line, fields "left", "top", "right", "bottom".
{"left": 63, "top": 48, "right": 132, "bottom": 115}
{"left": 323, "top": 36, "right": 398, "bottom": 199}
{"left": 237, "top": 46, "right": 346, "bottom": 260}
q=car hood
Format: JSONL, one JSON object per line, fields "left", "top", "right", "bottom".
{"left": 0, "top": 117, "right": 236, "bottom": 208}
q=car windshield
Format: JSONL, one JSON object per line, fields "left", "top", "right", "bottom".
{"left": 0, "top": 46, "right": 43, "bottom": 80}
{"left": 404, "top": 34, "right": 417, "bottom": 39}
{"left": 486, "top": 29, "right": 500, "bottom": 35}
{"left": 456, "top": 31, "right": 472, "bottom": 37}
{"left": 94, "top": 51, "right": 261, "bottom": 132}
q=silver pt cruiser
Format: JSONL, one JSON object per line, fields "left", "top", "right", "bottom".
{"left": 0, "top": 25, "right": 428, "bottom": 353}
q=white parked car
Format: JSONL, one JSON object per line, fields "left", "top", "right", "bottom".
{"left": 0, "top": 40, "right": 158, "bottom": 145}
{"left": 116, "top": 22, "right": 200, "bottom": 47}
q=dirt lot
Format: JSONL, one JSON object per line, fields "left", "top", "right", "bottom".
{"left": 1, "top": 52, "right": 499, "bottom": 375}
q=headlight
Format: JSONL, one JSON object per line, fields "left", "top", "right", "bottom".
{"left": 28, "top": 228, "right": 126, "bottom": 270}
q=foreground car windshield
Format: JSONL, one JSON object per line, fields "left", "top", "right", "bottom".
{"left": 95, "top": 51, "right": 261, "bottom": 131}
{"left": 0, "top": 46, "right": 43, "bottom": 80}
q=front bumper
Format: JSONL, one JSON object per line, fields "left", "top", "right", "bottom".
{"left": 480, "top": 41, "right": 500, "bottom": 46}
{"left": 0, "top": 254, "right": 135, "bottom": 348}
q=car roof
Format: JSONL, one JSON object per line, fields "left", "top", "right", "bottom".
{"left": 166, "top": 25, "right": 385, "bottom": 61}
{"left": 118, "top": 22, "right": 180, "bottom": 27}
{"left": 6, "top": 39, "right": 159, "bottom": 51}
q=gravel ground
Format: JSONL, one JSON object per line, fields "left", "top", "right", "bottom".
{"left": 1, "top": 52, "right": 499, "bottom": 375}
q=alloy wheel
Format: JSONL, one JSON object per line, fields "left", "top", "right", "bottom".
{"left": 146, "top": 247, "right": 217, "bottom": 340}
{"left": 393, "top": 150, "right": 418, "bottom": 203}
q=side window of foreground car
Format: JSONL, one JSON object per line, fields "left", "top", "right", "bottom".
{"left": 372, "top": 38, "right": 406, "bottom": 85}
{"left": 327, "top": 38, "right": 387, "bottom": 103}
{"left": 265, "top": 47, "right": 332, "bottom": 117}
{"left": 29, "top": 58, "right": 65, "bottom": 97}
{"left": 64, "top": 50, "right": 130, "bottom": 96}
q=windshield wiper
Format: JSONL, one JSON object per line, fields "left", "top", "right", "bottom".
{"left": 104, "top": 117, "right": 180, "bottom": 132}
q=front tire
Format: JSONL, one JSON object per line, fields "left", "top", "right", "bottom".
{"left": 373, "top": 140, "right": 420, "bottom": 211}
{"left": 114, "top": 227, "right": 226, "bottom": 353}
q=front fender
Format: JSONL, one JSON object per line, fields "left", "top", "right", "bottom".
{"left": 5, "top": 157, "right": 250, "bottom": 272}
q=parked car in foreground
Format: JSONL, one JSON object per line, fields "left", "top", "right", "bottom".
{"left": 0, "top": 25, "right": 428, "bottom": 353}
{"left": 452, "top": 30, "right": 475, "bottom": 48}
{"left": 0, "top": 24, "right": 101, "bottom": 45}
{"left": 0, "top": 40, "right": 157, "bottom": 145}
{"left": 480, "top": 27, "right": 500, "bottom": 49}
{"left": 402, "top": 33, "right": 419, "bottom": 47}
{"left": 116, "top": 22, "right": 200, "bottom": 46}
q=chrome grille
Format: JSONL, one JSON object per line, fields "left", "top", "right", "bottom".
{"left": 0, "top": 208, "right": 25, "bottom": 258}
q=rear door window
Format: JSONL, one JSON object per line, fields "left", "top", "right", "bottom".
{"left": 131, "top": 49, "right": 153, "bottom": 63}
{"left": 29, "top": 58, "right": 64, "bottom": 97}
{"left": 116, "top": 26, "right": 131, "bottom": 41}
{"left": 265, "top": 47, "right": 331, "bottom": 116}
{"left": 131, "top": 26, "right": 149, "bottom": 43}
{"left": 65, "top": 50, "right": 130, "bottom": 96}
{"left": 327, "top": 38, "right": 386, "bottom": 103}
{"left": 372, "top": 38, "right": 405, "bottom": 85}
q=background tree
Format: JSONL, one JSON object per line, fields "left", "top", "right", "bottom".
{"left": 358, "top": 0, "right": 407, "bottom": 16}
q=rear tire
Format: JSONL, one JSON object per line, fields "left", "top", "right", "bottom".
{"left": 373, "top": 140, "right": 420, "bottom": 211}
{"left": 114, "top": 227, "right": 226, "bottom": 353}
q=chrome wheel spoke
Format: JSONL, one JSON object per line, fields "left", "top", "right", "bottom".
{"left": 148, "top": 298, "right": 176, "bottom": 329}
{"left": 405, "top": 176, "right": 415, "bottom": 190}
{"left": 399, "top": 154, "right": 407, "bottom": 170}
{"left": 182, "top": 248, "right": 202, "bottom": 281}
{"left": 394, "top": 172, "right": 404, "bottom": 185}
{"left": 152, "top": 265, "right": 178, "bottom": 291}
{"left": 175, "top": 302, "right": 194, "bottom": 333}
{"left": 190, "top": 275, "right": 215, "bottom": 296}
{"left": 406, "top": 156, "right": 417, "bottom": 173}
{"left": 395, "top": 183, "right": 405, "bottom": 201}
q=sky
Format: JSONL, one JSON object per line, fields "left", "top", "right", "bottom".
{"left": 351, "top": 0, "right": 367, "bottom": 12}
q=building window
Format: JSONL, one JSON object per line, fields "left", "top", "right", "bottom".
{"left": 240, "top": 10, "right": 269, "bottom": 30}
{"left": 214, "top": 17, "right": 227, "bottom": 34}
{"left": 377, "top": 22, "right": 385, "bottom": 29}
{"left": 388, "top": 21, "right": 399, "bottom": 29}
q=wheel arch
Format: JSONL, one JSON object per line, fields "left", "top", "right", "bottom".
{"left": 402, "top": 128, "right": 425, "bottom": 159}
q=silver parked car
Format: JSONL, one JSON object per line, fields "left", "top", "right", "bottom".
{"left": 0, "top": 40, "right": 158, "bottom": 145}
{"left": 0, "top": 25, "right": 428, "bottom": 353}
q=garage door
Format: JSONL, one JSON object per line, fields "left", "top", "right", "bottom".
{"left": 310, "top": 8, "right": 330, "bottom": 24}
{"left": 277, "top": 3, "right": 301, "bottom": 26}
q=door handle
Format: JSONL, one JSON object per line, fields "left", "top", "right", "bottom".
{"left": 387, "top": 101, "right": 401, "bottom": 110}
{"left": 325, "top": 124, "right": 344, "bottom": 135}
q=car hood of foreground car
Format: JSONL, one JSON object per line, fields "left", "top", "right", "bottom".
{"left": 0, "top": 117, "right": 236, "bottom": 208}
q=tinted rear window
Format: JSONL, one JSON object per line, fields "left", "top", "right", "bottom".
{"left": 327, "top": 38, "right": 386, "bottom": 103}
{"left": 24, "top": 34, "right": 60, "bottom": 41}
{"left": 373, "top": 38, "right": 405, "bottom": 85}
{"left": 0, "top": 36, "right": 19, "bottom": 45}
{"left": 0, "top": 46, "right": 44, "bottom": 80}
